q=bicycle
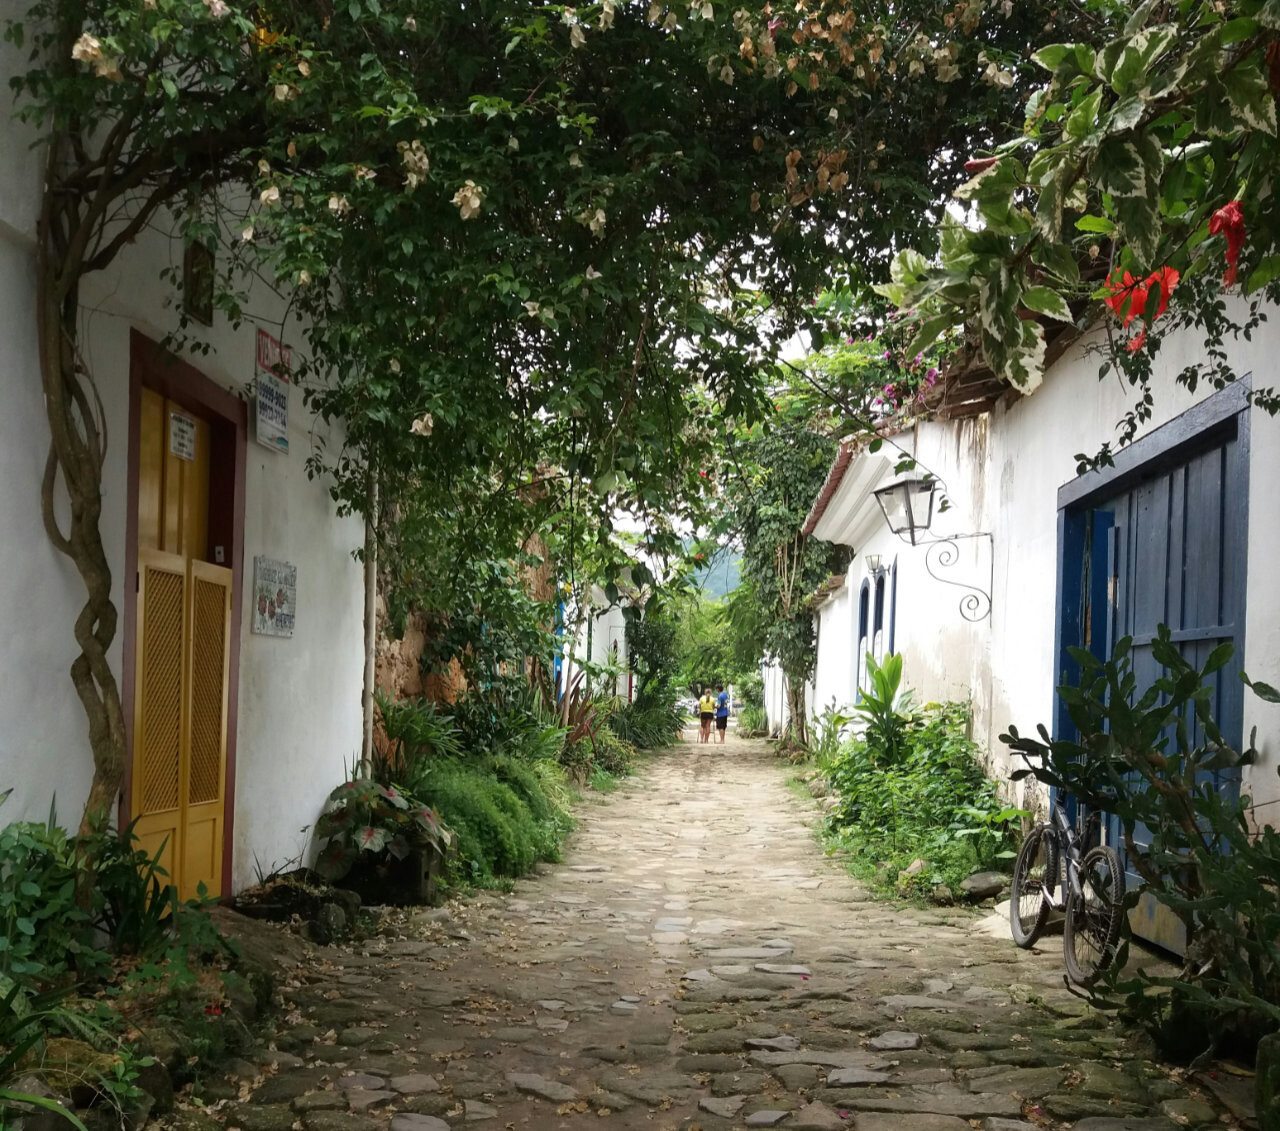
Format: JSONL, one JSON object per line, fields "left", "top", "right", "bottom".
{"left": 1009, "top": 794, "right": 1127, "bottom": 986}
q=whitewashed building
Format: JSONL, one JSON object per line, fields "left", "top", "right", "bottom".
{"left": 0, "top": 15, "right": 365, "bottom": 896}
{"left": 559, "top": 586, "right": 636, "bottom": 703}
{"left": 790, "top": 312, "right": 1280, "bottom": 951}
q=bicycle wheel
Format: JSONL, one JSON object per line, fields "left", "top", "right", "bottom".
{"left": 1063, "top": 844, "right": 1126, "bottom": 986}
{"left": 1009, "top": 824, "right": 1057, "bottom": 948}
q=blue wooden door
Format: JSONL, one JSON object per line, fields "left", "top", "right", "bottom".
{"left": 1056, "top": 389, "right": 1249, "bottom": 954}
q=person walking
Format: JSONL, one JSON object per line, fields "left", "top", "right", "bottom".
{"left": 714, "top": 684, "right": 730, "bottom": 744}
{"left": 698, "top": 687, "right": 716, "bottom": 744}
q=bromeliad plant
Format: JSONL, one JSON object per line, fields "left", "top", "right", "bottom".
{"left": 313, "top": 781, "right": 452, "bottom": 883}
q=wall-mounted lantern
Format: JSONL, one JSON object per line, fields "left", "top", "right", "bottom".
{"left": 865, "top": 553, "right": 884, "bottom": 576}
{"left": 872, "top": 475, "right": 992, "bottom": 623}
{"left": 872, "top": 477, "right": 937, "bottom": 546}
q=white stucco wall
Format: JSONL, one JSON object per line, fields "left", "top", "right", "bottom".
{"left": 562, "top": 591, "right": 633, "bottom": 702}
{"left": 985, "top": 316, "right": 1280, "bottom": 819}
{"left": 0, "top": 61, "right": 365, "bottom": 888}
{"left": 806, "top": 311, "right": 1280, "bottom": 822}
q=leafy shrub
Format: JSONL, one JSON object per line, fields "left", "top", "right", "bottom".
{"left": 589, "top": 728, "right": 635, "bottom": 776}
{"left": 1004, "top": 628, "right": 1280, "bottom": 1069}
{"left": 738, "top": 703, "right": 768, "bottom": 737}
{"left": 407, "top": 759, "right": 564, "bottom": 884}
{"left": 374, "top": 693, "right": 462, "bottom": 780}
{"left": 313, "top": 780, "right": 451, "bottom": 881}
{"left": 83, "top": 817, "right": 179, "bottom": 957}
{"left": 824, "top": 701, "right": 1024, "bottom": 894}
{"left": 607, "top": 700, "right": 683, "bottom": 749}
{"left": 807, "top": 703, "right": 848, "bottom": 766}
{"left": 0, "top": 799, "right": 101, "bottom": 987}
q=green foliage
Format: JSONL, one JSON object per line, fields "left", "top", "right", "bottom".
{"left": 1004, "top": 628, "right": 1280, "bottom": 1059}
{"left": 607, "top": 701, "right": 683, "bottom": 750}
{"left": 83, "top": 818, "right": 179, "bottom": 958}
{"left": 879, "top": 2, "right": 1280, "bottom": 457}
{"left": 825, "top": 701, "right": 1024, "bottom": 895}
{"left": 406, "top": 759, "right": 562, "bottom": 885}
{"left": 0, "top": 798, "right": 100, "bottom": 986}
{"left": 375, "top": 693, "right": 463, "bottom": 781}
{"left": 726, "top": 425, "right": 848, "bottom": 744}
{"left": 737, "top": 704, "right": 768, "bottom": 738}
{"left": 589, "top": 727, "right": 636, "bottom": 777}
{"left": 313, "top": 780, "right": 451, "bottom": 882}
{"left": 807, "top": 704, "right": 848, "bottom": 768}
{"left": 855, "top": 652, "right": 916, "bottom": 767}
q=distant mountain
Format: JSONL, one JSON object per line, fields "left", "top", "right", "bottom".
{"left": 693, "top": 546, "right": 741, "bottom": 600}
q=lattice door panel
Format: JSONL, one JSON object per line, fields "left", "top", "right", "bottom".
{"left": 182, "top": 562, "right": 232, "bottom": 900}
{"left": 132, "top": 549, "right": 188, "bottom": 876}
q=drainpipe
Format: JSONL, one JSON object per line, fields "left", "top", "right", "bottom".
{"left": 361, "top": 470, "right": 379, "bottom": 776}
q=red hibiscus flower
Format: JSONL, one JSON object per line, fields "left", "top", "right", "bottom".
{"left": 1103, "top": 270, "right": 1148, "bottom": 327}
{"left": 1103, "top": 266, "right": 1179, "bottom": 353}
{"left": 1208, "top": 200, "right": 1246, "bottom": 286}
{"left": 1150, "top": 266, "right": 1180, "bottom": 318}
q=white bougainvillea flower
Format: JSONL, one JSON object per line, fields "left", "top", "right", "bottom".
{"left": 353, "top": 164, "right": 375, "bottom": 181}
{"left": 575, "top": 207, "right": 606, "bottom": 236}
{"left": 561, "top": 6, "right": 577, "bottom": 23}
{"left": 398, "top": 140, "right": 430, "bottom": 192}
{"left": 570, "top": 23, "right": 586, "bottom": 48}
{"left": 585, "top": 266, "right": 602, "bottom": 279}
{"left": 274, "top": 83, "right": 295, "bottom": 101}
{"left": 260, "top": 185, "right": 281, "bottom": 206}
{"left": 647, "top": 2, "right": 661, "bottom": 21}
{"left": 203, "top": 0, "right": 231, "bottom": 18}
{"left": 523, "top": 301, "right": 541, "bottom": 316}
{"left": 403, "top": 15, "right": 417, "bottom": 30}
{"left": 508, "top": 136, "right": 520, "bottom": 151}
{"left": 410, "top": 413, "right": 434, "bottom": 436}
{"left": 719, "top": 62, "right": 733, "bottom": 84}
{"left": 240, "top": 225, "right": 255, "bottom": 242}
{"left": 599, "top": 0, "right": 616, "bottom": 29}
{"left": 663, "top": 12, "right": 677, "bottom": 30}
{"left": 71, "top": 33, "right": 102, "bottom": 62}
{"left": 568, "top": 152, "right": 582, "bottom": 168}
{"left": 297, "top": 59, "right": 311, "bottom": 78}
{"left": 297, "top": 269, "right": 311, "bottom": 286}
{"left": 257, "top": 159, "right": 271, "bottom": 175}
{"left": 389, "top": 358, "right": 401, "bottom": 374}
{"left": 287, "top": 140, "right": 297, "bottom": 157}
{"left": 328, "top": 194, "right": 351, "bottom": 215}
{"left": 451, "top": 180, "right": 485, "bottom": 220}
{"left": 94, "top": 55, "right": 123, "bottom": 81}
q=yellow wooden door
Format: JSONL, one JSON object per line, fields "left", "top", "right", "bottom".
{"left": 133, "top": 393, "right": 230, "bottom": 900}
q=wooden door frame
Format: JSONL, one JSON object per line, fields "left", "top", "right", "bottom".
{"left": 122, "top": 329, "right": 247, "bottom": 898}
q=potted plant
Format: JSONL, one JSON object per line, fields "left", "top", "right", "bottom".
{"left": 313, "top": 781, "right": 453, "bottom": 905}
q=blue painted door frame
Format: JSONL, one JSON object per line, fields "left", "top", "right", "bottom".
{"left": 1052, "top": 381, "right": 1251, "bottom": 954}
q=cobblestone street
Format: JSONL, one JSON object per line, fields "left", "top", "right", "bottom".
{"left": 195, "top": 734, "right": 1249, "bottom": 1131}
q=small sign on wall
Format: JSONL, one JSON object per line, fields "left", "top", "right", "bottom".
{"left": 169, "top": 411, "right": 196, "bottom": 462}
{"left": 252, "top": 556, "right": 297, "bottom": 638}
{"left": 255, "top": 328, "right": 291, "bottom": 454}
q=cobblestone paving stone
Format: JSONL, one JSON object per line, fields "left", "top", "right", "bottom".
{"left": 179, "top": 734, "right": 1249, "bottom": 1131}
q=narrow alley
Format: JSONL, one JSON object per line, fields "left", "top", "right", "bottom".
{"left": 204, "top": 735, "right": 1231, "bottom": 1131}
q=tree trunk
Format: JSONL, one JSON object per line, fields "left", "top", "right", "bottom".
{"left": 785, "top": 676, "right": 808, "bottom": 748}
{"left": 37, "top": 183, "right": 128, "bottom": 838}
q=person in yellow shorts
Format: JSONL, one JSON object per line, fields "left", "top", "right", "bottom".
{"left": 697, "top": 689, "right": 716, "bottom": 743}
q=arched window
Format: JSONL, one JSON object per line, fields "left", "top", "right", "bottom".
{"left": 873, "top": 575, "right": 886, "bottom": 660}
{"left": 855, "top": 580, "right": 870, "bottom": 701}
